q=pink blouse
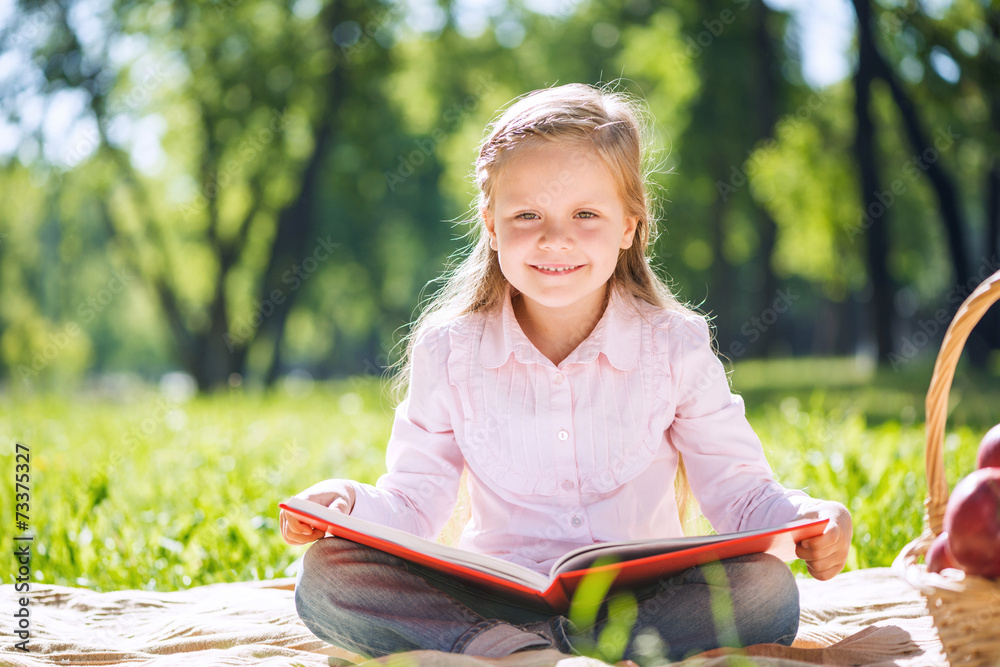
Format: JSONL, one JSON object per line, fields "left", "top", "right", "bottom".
{"left": 348, "top": 285, "right": 823, "bottom": 575}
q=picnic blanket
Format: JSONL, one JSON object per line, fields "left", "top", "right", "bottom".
{"left": 0, "top": 568, "right": 946, "bottom": 666}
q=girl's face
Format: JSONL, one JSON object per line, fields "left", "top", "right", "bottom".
{"left": 482, "top": 141, "right": 638, "bottom": 323}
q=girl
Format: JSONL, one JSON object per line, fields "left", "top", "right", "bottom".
{"left": 280, "top": 82, "right": 852, "bottom": 663}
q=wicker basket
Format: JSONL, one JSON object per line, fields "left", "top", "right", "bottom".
{"left": 893, "top": 269, "right": 1000, "bottom": 666}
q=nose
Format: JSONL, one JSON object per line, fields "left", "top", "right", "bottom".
{"left": 538, "top": 216, "right": 574, "bottom": 251}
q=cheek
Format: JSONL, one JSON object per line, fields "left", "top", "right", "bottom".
{"left": 582, "top": 228, "right": 625, "bottom": 254}
{"left": 497, "top": 227, "right": 533, "bottom": 251}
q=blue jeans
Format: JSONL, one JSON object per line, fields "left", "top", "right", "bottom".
{"left": 295, "top": 537, "right": 799, "bottom": 663}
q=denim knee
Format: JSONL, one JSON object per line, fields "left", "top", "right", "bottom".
{"left": 294, "top": 537, "right": 560, "bottom": 657}
{"left": 295, "top": 537, "right": 380, "bottom": 614}
{"left": 294, "top": 538, "right": 380, "bottom": 653}
{"left": 296, "top": 541, "right": 334, "bottom": 613}
{"left": 727, "top": 553, "right": 800, "bottom": 646}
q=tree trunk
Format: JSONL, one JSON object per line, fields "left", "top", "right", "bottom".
{"left": 977, "top": 154, "right": 1000, "bottom": 356}
{"left": 750, "top": 0, "right": 783, "bottom": 355}
{"left": 869, "top": 54, "right": 972, "bottom": 295}
{"left": 258, "top": 118, "right": 334, "bottom": 386}
{"left": 852, "top": 0, "right": 896, "bottom": 364}
{"left": 257, "top": 0, "right": 352, "bottom": 386}
{"left": 974, "top": 8, "right": 1000, "bottom": 360}
{"left": 988, "top": 158, "right": 999, "bottom": 263}
{"left": 191, "top": 278, "right": 241, "bottom": 391}
{"left": 707, "top": 190, "right": 735, "bottom": 347}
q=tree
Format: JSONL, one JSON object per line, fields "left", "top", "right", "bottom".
{"left": 852, "top": 0, "right": 899, "bottom": 363}
{"left": 850, "top": 0, "right": 999, "bottom": 361}
{"left": 1, "top": 0, "right": 402, "bottom": 390}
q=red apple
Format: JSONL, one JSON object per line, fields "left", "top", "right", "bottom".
{"left": 978, "top": 424, "right": 1000, "bottom": 469}
{"left": 944, "top": 468, "right": 1000, "bottom": 579}
{"left": 926, "top": 531, "right": 961, "bottom": 573}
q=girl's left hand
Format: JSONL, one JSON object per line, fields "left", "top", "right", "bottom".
{"left": 795, "top": 501, "right": 853, "bottom": 581}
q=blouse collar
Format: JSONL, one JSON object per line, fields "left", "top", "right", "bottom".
{"left": 479, "top": 284, "right": 641, "bottom": 370}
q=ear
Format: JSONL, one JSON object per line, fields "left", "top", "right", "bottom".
{"left": 620, "top": 215, "right": 639, "bottom": 249}
{"left": 482, "top": 207, "right": 498, "bottom": 251}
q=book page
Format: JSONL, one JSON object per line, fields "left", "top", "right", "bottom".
{"left": 281, "top": 497, "right": 551, "bottom": 590}
{"left": 549, "top": 518, "right": 825, "bottom": 576}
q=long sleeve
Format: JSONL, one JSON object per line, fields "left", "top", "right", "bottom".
{"left": 347, "top": 326, "right": 465, "bottom": 540}
{"left": 666, "top": 316, "right": 824, "bottom": 533}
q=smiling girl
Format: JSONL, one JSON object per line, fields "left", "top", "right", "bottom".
{"left": 280, "top": 82, "right": 852, "bottom": 663}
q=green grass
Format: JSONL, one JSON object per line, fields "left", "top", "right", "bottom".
{"left": 1, "top": 356, "right": 997, "bottom": 592}
{"left": 1, "top": 376, "right": 393, "bottom": 591}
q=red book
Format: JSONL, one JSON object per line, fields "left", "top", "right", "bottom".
{"left": 281, "top": 497, "right": 827, "bottom": 613}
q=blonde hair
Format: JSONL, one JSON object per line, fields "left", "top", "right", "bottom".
{"left": 390, "top": 82, "right": 700, "bottom": 532}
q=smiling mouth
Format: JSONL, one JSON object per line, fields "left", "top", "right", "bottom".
{"left": 531, "top": 265, "right": 583, "bottom": 274}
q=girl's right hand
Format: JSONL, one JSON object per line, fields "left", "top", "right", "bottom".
{"left": 279, "top": 478, "right": 357, "bottom": 546}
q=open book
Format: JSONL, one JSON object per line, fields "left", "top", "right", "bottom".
{"left": 281, "top": 496, "right": 827, "bottom": 613}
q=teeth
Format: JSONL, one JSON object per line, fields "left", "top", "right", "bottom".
{"left": 537, "top": 266, "right": 578, "bottom": 272}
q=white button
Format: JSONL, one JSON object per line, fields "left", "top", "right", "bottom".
{"left": 557, "top": 429, "right": 569, "bottom": 441}
{"left": 553, "top": 373, "right": 565, "bottom": 384}
{"left": 571, "top": 515, "right": 583, "bottom": 527}
{"left": 562, "top": 479, "right": 575, "bottom": 491}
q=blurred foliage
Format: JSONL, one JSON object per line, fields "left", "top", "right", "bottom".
{"left": 0, "top": 0, "right": 999, "bottom": 390}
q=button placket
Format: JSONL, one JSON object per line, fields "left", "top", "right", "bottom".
{"left": 551, "top": 367, "right": 581, "bottom": 523}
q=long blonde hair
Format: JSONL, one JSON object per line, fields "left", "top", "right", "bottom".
{"left": 391, "top": 82, "right": 702, "bottom": 532}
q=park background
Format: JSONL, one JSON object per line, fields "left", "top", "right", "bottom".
{"left": 2, "top": 0, "right": 1000, "bottom": 594}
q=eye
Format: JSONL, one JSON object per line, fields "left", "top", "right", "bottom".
{"left": 577, "top": 211, "right": 597, "bottom": 219}
{"left": 515, "top": 212, "right": 539, "bottom": 220}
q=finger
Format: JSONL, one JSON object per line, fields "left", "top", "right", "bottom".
{"left": 807, "top": 550, "right": 849, "bottom": 579}
{"left": 281, "top": 513, "right": 323, "bottom": 545}
{"left": 285, "top": 515, "right": 316, "bottom": 535}
{"left": 808, "top": 561, "right": 844, "bottom": 581}
{"left": 797, "top": 539, "right": 843, "bottom": 562}
{"left": 796, "top": 538, "right": 827, "bottom": 558}
{"left": 284, "top": 526, "right": 326, "bottom": 545}
{"left": 812, "top": 523, "right": 841, "bottom": 547}
{"left": 797, "top": 526, "right": 841, "bottom": 554}
{"left": 298, "top": 529, "right": 326, "bottom": 544}
{"left": 796, "top": 542, "right": 826, "bottom": 561}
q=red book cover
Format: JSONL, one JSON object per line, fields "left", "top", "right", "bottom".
{"left": 281, "top": 497, "right": 828, "bottom": 613}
